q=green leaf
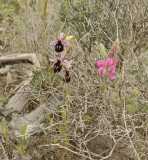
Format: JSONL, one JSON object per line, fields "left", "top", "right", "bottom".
{"left": 127, "top": 103, "right": 138, "bottom": 114}
{"left": 111, "top": 92, "right": 118, "bottom": 99}
{"left": 0, "top": 118, "right": 8, "bottom": 138}
{"left": 124, "top": 94, "right": 130, "bottom": 101}
{"left": 99, "top": 43, "right": 107, "bottom": 59}
{"left": 115, "top": 97, "right": 121, "bottom": 107}
{"left": 0, "top": 94, "right": 8, "bottom": 103}
{"left": 19, "top": 124, "right": 27, "bottom": 135}
{"left": 61, "top": 107, "right": 67, "bottom": 119}
{"left": 130, "top": 89, "right": 140, "bottom": 97}
{"left": 82, "top": 115, "right": 90, "bottom": 120}
{"left": 61, "top": 106, "right": 69, "bottom": 121}
{"left": 100, "top": 81, "right": 106, "bottom": 91}
{"left": 126, "top": 97, "right": 134, "bottom": 104}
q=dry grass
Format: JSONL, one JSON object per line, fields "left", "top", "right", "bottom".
{"left": 0, "top": 0, "right": 148, "bottom": 160}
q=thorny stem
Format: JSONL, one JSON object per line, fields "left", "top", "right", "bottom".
{"left": 123, "top": 99, "right": 140, "bottom": 160}
{"left": 0, "top": 141, "right": 9, "bottom": 160}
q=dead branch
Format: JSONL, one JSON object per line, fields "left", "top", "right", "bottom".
{"left": 0, "top": 53, "right": 40, "bottom": 67}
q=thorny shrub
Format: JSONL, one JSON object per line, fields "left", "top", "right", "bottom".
{"left": 0, "top": 0, "right": 148, "bottom": 159}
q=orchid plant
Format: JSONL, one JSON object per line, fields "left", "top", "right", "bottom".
{"left": 49, "top": 33, "right": 75, "bottom": 153}
{"left": 50, "top": 33, "right": 74, "bottom": 83}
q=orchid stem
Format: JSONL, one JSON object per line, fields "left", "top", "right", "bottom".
{"left": 42, "top": 0, "right": 48, "bottom": 22}
{"left": 65, "top": 83, "right": 70, "bottom": 120}
{"left": 41, "top": 0, "right": 48, "bottom": 48}
{"left": 65, "top": 83, "right": 69, "bottom": 106}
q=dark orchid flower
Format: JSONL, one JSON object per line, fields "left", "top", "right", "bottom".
{"left": 58, "top": 65, "right": 75, "bottom": 83}
{"left": 50, "top": 33, "right": 70, "bottom": 52}
{"left": 50, "top": 54, "right": 69, "bottom": 73}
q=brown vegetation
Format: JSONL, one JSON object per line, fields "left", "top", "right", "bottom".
{"left": 0, "top": 0, "right": 148, "bottom": 160}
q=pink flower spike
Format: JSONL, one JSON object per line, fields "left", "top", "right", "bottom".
{"left": 108, "top": 76, "right": 116, "bottom": 81}
{"left": 106, "top": 58, "right": 113, "bottom": 66}
{"left": 108, "top": 65, "right": 116, "bottom": 72}
{"left": 50, "top": 40, "right": 58, "bottom": 45}
{"left": 96, "top": 60, "right": 106, "bottom": 67}
{"left": 113, "top": 58, "right": 118, "bottom": 65}
{"left": 98, "top": 67, "right": 106, "bottom": 75}
{"left": 110, "top": 70, "right": 115, "bottom": 75}
{"left": 98, "top": 71, "right": 102, "bottom": 75}
{"left": 112, "top": 70, "right": 116, "bottom": 75}
{"left": 96, "top": 61, "right": 100, "bottom": 67}
{"left": 108, "top": 51, "right": 113, "bottom": 57}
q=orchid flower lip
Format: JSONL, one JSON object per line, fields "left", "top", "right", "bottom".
{"left": 53, "top": 60, "right": 62, "bottom": 73}
{"left": 55, "top": 41, "right": 64, "bottom": 52}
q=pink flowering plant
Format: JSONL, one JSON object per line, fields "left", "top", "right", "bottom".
{"left": 96, "top": 39, "right": 119, "bottom": 81}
